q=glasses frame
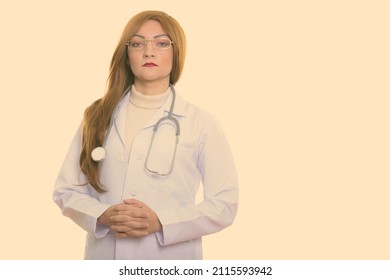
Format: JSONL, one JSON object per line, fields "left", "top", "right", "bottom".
{"left": 126, "top": 37, "right": 174, "bottom": 51}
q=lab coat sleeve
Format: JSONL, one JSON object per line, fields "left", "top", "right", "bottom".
{"left": 53, "top": 126, "right": 111, "bottom": 238}
{"left": 155, "top": 114, "right": 239, "bottom": 246}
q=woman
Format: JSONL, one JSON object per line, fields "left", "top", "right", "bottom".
{"left": 53, "top": 10, "right": 238, "bottom": 260}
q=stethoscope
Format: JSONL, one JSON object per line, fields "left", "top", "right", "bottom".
{"left": 91, "top": 84, "right": 180, "bottom": 176}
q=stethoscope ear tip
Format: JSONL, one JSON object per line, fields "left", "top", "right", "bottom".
{"left": 91, "top": 147, "right": 106, "bottom": 162}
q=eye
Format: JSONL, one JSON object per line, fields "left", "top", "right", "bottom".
{"left": 155, "top": 39, "right": 171, "bottom": 49}
{"left": 157, "top": 41, "right": 169, "bottom": 47}
{"left": 128, "top": 41, "right": 144, "bottom": 49}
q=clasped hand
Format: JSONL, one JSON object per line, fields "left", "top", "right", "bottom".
{"left": 98, "top": 199, "right": 162, "bottom": 238}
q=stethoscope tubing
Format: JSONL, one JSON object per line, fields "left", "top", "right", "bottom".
{"left": 91, "top": 84, "right": 180, "bottom": 166}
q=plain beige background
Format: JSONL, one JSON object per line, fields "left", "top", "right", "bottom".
{"left": 0, "top": 0, "right": 389, "bottom": 259}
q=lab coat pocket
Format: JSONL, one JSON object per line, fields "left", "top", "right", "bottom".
{"left": 146, "top": 144, "right": 193, "bottom": 194}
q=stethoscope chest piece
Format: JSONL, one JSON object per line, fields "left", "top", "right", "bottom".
{"left": 91, "top": 147, "right": 106, "bottom": 161}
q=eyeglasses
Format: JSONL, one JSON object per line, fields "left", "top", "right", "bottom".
{"left": 126, "top": 37, "right": 174, "bottom": 51}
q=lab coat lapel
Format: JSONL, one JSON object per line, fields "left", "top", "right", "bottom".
{"left": 113, "top": 93, "right": 130, "bottom": 149}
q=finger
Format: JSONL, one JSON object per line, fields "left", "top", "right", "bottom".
{"left": 110, "top": 215, "right": 134, "bottom": 223}
{"left": 111, "top": 204, "right": 138, "bottom": 212}
{"left": 123, "top": 198, "right": 144, "bottom": 207}
{"left": 111, "top": 218, "right": 149, "bottom": 229}
{"left": 112, "top": 225, "right": 133, "bottom": 233}
{"left": 112, "top": 221, "right": 149, "bottom": 231}
{"left": 117, "top": 210, "right": 148, "bottom": 219}
{"left": 110, "top": 216, "right": 148, "bottom": 229}
{"left": 111, "top": 221, "right": 149, "bottom": 232}
{"left": 116, "top": 233, "right": 128, "bottom": 238}
{"left": 116, "top": 230, "right": 149, "bottom": 238}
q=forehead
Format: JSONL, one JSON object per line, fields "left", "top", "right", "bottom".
{"left": 135, "top": 20, "right": 166, "bottom": 37}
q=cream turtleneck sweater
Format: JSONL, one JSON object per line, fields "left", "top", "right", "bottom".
{"left": 125, "top": 85, "right": 170, "bottom": 154}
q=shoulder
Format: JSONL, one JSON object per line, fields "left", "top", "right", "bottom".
{"left": 177, "top": 94, "right": 217, "bottom": 123}
{"left": 176, "top": 95, "right": 224, "bottom": 139}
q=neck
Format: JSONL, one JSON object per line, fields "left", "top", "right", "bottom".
{"left": 134, "top": 79, "right": 170, "bottom": 96}
{"left": 129, "top": 85, "right": 170, "bottom": 109}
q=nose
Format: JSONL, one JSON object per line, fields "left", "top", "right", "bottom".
{"left": 143, "top": 41, "right": 155, "bottom": 58}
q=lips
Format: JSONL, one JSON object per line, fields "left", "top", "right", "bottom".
{"left": 143, "top": 62, "right": 158, "bottom": 67}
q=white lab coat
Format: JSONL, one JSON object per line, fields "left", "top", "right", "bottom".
{"left": 53, "top": 90, "right": 239, "bottom": 259}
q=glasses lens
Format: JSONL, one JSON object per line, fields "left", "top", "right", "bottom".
{"left": 153, "top": 38, "right": 171, "bottom": 50}
{"left": 128, "top": 38, "right": 144, "bottom": 50}
{"left": 128, "top": 37, "right": 172, "bottom": 50}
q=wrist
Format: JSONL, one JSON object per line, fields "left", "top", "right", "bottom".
{"left": 97, "top": 212, "right": 109, "bottom": 226}
{"left": 97, "top": 215, "right": 104, "bottom": 225}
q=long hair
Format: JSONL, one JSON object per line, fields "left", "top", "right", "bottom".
{"left": 79, "top": 11, "right": 186, "bottom": 193}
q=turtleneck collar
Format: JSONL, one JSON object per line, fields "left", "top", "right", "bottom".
{"left": 129, "top": 85, "right": 170, "bottom": 109}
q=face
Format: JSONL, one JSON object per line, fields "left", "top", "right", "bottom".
{"left": 127, "top": 20, "right": 173, "bottom": 91}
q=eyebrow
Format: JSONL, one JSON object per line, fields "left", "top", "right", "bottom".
{"left": 133, "top": 34, "right": 169, "bottom": 39}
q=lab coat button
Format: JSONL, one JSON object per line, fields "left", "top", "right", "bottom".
{"left": 117, "top": 154, "right": 124, "bottom": 162}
